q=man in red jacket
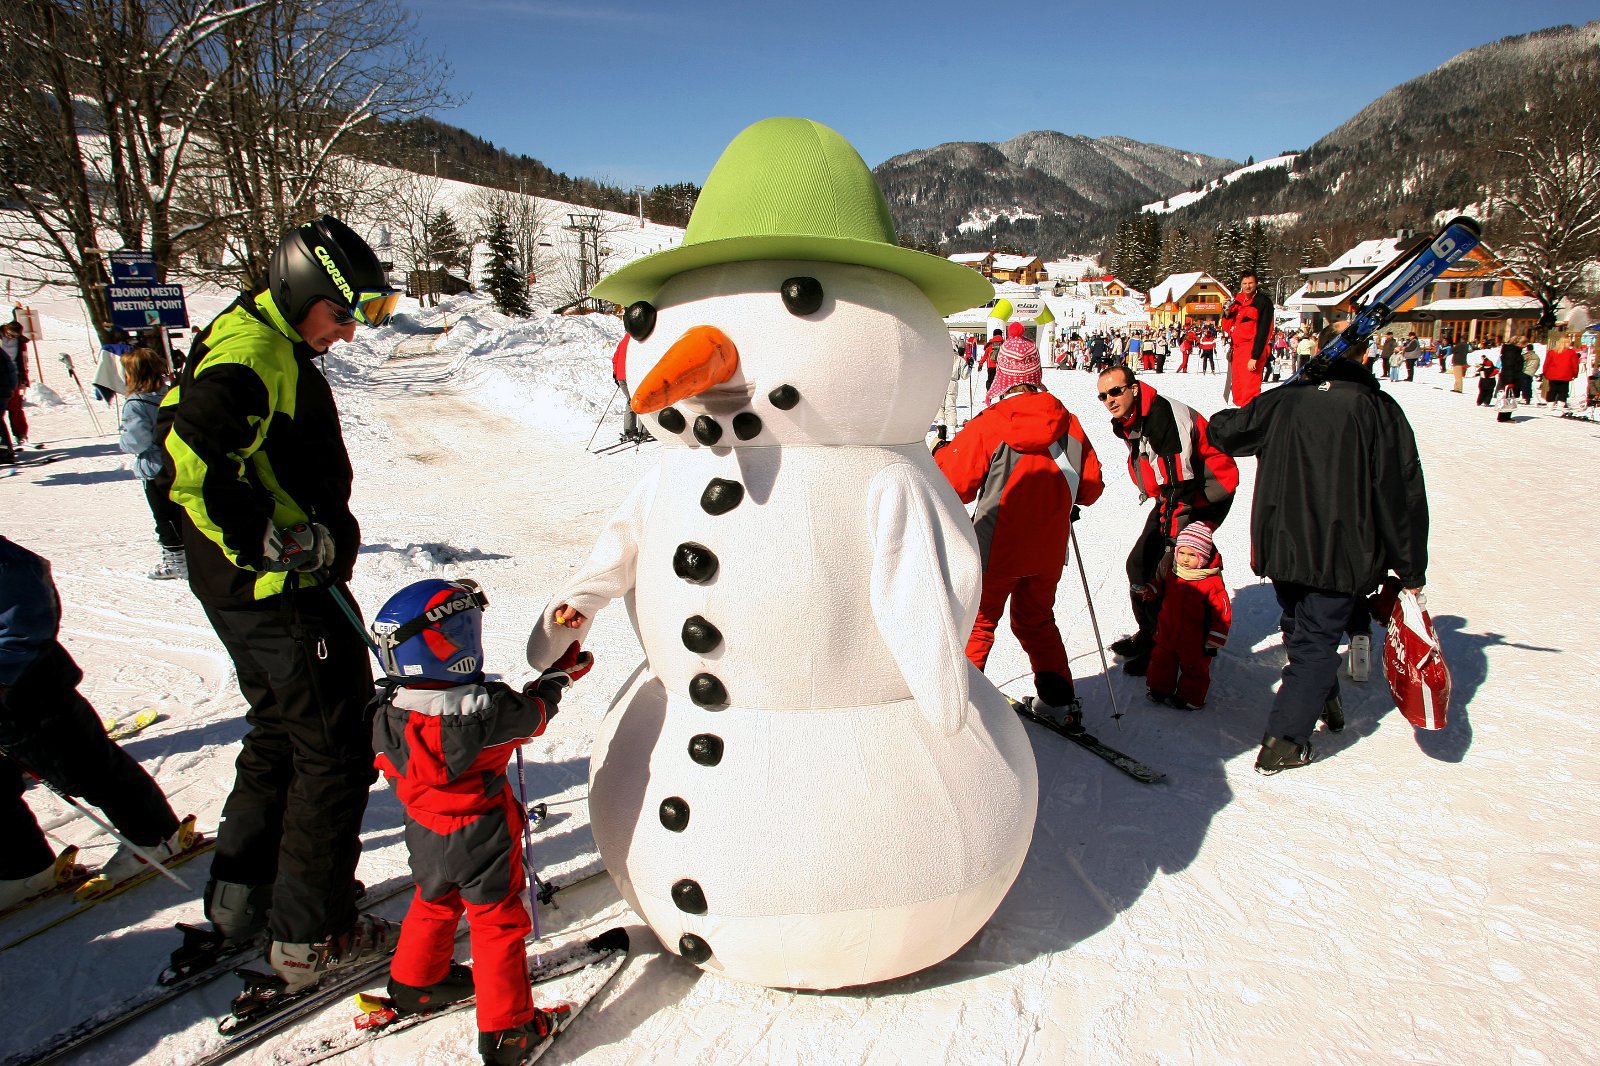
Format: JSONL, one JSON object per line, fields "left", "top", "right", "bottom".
{"left": 1221, "top": 271, "right": 1274, "bottom": 405}
{"left": 935, "top": 365, "right": 1104, "bottom": 732}
{"left": 1099, "top": 367, "right": 1239, "bottom": 674}
{"left": 1542, "top": 342, "right": 1580, "bottom": 409}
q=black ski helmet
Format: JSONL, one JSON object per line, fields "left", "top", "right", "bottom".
{"left": 268, "top": 215, "right": 390, "bottom": 326}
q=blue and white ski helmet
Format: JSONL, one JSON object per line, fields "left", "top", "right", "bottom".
{"left": 371, "top": 578, "right": 489, "bottom": 681}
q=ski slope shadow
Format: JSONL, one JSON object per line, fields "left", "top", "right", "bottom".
{"left": 1408, "top": 614, "right": 1557, "bottom": 763}
{"left": 822, "top": 581, "right": 1282, "bottom": 995}
{"left": 36, "top": 467, "right": 136, "bottom": 486}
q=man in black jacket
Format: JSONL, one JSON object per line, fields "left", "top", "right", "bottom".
{"left": 1208, "top": 338, "right": 1429, "bottom": 774}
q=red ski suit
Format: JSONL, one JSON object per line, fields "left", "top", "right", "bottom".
{"left": 935, "top": 389, "right": 1104, "bottom": 679}
{"left": 1146, "top": 554, "right": 1232, "bottom": 707}
{"left": 373, "top": 681, "right": 550, "bottom": 1031}
{"left": 1221, "top": 289, "right": 1273, "bottom": 405}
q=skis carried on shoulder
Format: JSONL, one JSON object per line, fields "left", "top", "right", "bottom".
{"left": 1008, "top": 697, "right": 1167, "bottom": 784}
{"left": 295, "top": 927, "right": 629, "bottom": 1065}
{"left": 1298, "top": 216, "right": 1483, "bottom": 380}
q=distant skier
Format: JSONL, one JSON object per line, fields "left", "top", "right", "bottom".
{"left": 118, "top": 346, "right": 186, "bottom": 581}
{"left": 0, "top": 536, "right": 191, "bottom": 910}
{"left": 1145, "top": 521, "right": 1231, "bottom": 710}
{"left": 369, "top": 578, "right": 592, "bottom": 1065}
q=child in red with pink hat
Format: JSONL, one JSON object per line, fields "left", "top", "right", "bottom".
{"left": 985, "top": 322, "right": 1041, "bottom": 406}
{"left": 1146, "top": 521, "right": 1231, "bottom": 710}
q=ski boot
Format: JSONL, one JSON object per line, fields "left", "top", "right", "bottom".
{"left": 79, "top": 814, "right": 198, "bottom": 899}
{"left": 388, "top": 962, "right": 475, "bottom": 1016}
{"left": 479, "top": 1005, "right": 571, "bottom": 1066}
{"left": 1109, "top": 633, "right": 1150, "bottom": 657}
{"left": 267, "top": 912, "right": 397, "bottom": 994}
{"left": 1028, "top": 696, "right": 1084, "bottom": 734}
{"left": 1255, "top": 737, "right": 1314, "bottom": 776}
{"left": 148, "top": 547, "right": 187, "bottom": 581}
{"left": 163, "top": 879, "right": 274, "bottom": 984}
{"left": 0, "top": 848, "right": 86, "bottom": 911}
{"left": 1321, "top": 695, "right": 1345, "bottom": 734}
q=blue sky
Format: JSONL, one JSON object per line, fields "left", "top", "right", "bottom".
{"left": 401, "top": 1, "right": 1597, "bottom": 188}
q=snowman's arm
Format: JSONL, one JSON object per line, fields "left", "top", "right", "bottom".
{"left": 525, "top": 465, "right": 657, "bottom": 671}
{"left": 866, "top": 463, "right": 983, "bottom": 737}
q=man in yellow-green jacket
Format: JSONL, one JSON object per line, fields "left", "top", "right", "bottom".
{"left": 155, "top": 216, "right": 401, "bottom": 994}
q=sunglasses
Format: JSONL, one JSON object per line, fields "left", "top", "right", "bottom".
{"left": 1097, "top": 384, "right": 1133, "bottom": 401}
{"left": 328, "top": 290, "right": 400, "bottom": 328}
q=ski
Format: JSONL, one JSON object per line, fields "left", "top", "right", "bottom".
{"left": 1009, "top": 698, "right": 1167, "bottom": 784}
{"left": 293, "top": 927, "right": 629, "bottom": 1065}
{"left": 101, "top": 709, "right": 161, "bottom": 741}
{"left": 0, "top": 832, "right": 216, "bottom": 951}
{"left": 2, "top": 877, "right": 415, "bottom": 1066}
{"left": 1301, "top": 216, "right": 1482, "bottom": 377}
{"left": 0, "top": 849, "right": 89, "bottom": 926}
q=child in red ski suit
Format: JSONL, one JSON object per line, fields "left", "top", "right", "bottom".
{"left": 369, "top": 577, "right": 592, "bottom": 1066}
{"left": 1146, "top": 522, "right": 1231, "bottom": 710}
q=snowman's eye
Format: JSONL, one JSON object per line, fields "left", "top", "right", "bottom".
{"left": 625, "top": 301, "right": 657, "bottom": 341}
{"left": 781, "top": 277, "right": 823, "bottom": 316}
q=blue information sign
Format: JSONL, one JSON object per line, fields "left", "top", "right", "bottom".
{"left": 108, "top": 252, "right": 160, "bottom": 285}
{"left": 108, "top": 284, "right": 189, "bottom": 330}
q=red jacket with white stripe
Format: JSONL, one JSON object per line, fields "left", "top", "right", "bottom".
{"left": 1112, "top": 382, "right": 1239, "bottom": 540}
{"left": 935, "top": 389, "right": 1103, "bottom": 578}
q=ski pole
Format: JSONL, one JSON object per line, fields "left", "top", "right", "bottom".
{"left": 0, "top": 742, "right": 192, "bottom": 892}
{"left": 586, "top": 383, "right": 620, "bottom": 452}
{"left": 58, "top": 353, "right": 104, "bottom": 436}
{"left": 1070, "top": 525, "right": 1125, "bottom": 724}
{"left": 513, "top": 747, "right": 546, "bottom": 944}
{"left": 327, "top": 584, "right": 381, "bottom": 660}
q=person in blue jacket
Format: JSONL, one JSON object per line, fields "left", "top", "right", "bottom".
{"left": 118, "top": 346, "right": 186, "bottom": 580}
{"left": 0, "top": 537, "right": 188, "bottom": 909}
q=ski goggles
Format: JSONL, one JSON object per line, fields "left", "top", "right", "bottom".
{"left": 370, "top": 579, "right": 490, "bottom": 653}
{"left": 329, "top": 289, "right": 401, "bottom": 328}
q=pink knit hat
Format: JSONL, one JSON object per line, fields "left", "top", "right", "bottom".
{"left": 1174, "top": 522, "right": 1215, "bottom": 558}
{"left": 985, "top": 328, "right": 1042, "bottom": 405}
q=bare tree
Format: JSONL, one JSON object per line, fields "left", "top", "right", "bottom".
{"left": 1490, "top": 64, "right": 1600, "bottom": 335}
{"left": 464, "top": 185, "right": 555, "bottom": 290}
{"left": 0, "top": 0, "right": 263, "bottom": 337}
{"left": 179, "top": 0, "right": 451, "bottom": 292}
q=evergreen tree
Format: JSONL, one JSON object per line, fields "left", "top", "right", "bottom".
{"left": 1211, "top": 223, "right": 1247, "bottom": 288}
{"left": 427, "top": 209, "right": 468, "bottom": 274}
{"left": 1158, "top": 226, "right": 1197, "bottom": 278}
{"left": 483, "top": 213, "right": 531, "bottom": 316}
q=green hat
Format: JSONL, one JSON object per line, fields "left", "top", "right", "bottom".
{"left": 591, "top": 117, "right": 994, "bottom": 315}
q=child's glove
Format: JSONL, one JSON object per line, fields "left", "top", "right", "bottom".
{"left": 523, "top": 642, "right": 594, "bottom": 707}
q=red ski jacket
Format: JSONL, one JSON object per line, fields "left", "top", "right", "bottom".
{"left": 372, "top": 680, "right": 551, "bottom": 834}
{"left": 1112, "top": 382, "right": 1239, "bottom": 540}
{"left": 936, "top": 389, "right": 1103, "bottom": 577}
{"left": 1154, "top": 559, "right": 1233, "bottom": 655}
{"left": 1543, "top": 347, "right": 1579, "bottom": 382}
{"left": 611, "top": 334, "right": 629, "bottom": 384}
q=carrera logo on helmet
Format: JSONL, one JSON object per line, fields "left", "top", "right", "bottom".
{"left": 425, "top": 596, "right": 477, "bottom": 622}
{"left": 447, "top": 656, "right": 479, "bottom": 675}
{"left": 314, "top": 245, "right": 355, "bottom": 302}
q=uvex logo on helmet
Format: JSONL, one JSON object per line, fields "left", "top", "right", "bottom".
{"left": 314, "top": 245, "right": 355, "bottom": 303}
{"left": 425, "top": 595, "right": 477, "bottom": 623}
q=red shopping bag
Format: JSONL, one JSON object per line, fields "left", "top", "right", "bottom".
{"left": 1381, "top": 589, "right": 1451, "bottom": 730}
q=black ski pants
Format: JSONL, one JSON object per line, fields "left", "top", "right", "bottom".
{"left": 1265, "top": 582, "right": 1355, "bottom": 744}
{"left": 143, "top": 479, "right": 185, "bottom": 551}
{"left": 0, "top": 641, "right": 179, "bottom": 879}
{"left": 201, "top": 583, "right": 376, "bottom": 943}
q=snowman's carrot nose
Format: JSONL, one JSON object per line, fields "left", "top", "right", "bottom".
{"left": 631, "top": 325, "right": 740, "bottom": 414}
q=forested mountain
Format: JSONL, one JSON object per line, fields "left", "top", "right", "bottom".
{"left": 874, "top": 132, "right": 1235, "bottom": 255}
{"left": 874, "top": 19, "right": 1600, "bottom": 291}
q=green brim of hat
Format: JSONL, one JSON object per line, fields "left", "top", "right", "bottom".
{"left": 592, "top": 234, "right": 994, "bottom": 316}
{"left": 590, "top": 117, "right": 994, "bottom": 316}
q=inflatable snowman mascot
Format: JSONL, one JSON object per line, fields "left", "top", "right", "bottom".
{"left": 527, "top": 117, "right": 1037, "bottom": 989}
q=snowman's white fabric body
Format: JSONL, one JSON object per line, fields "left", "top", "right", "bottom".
{"left": 528, "top": 260, "right": 1037, "bottom": 989}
